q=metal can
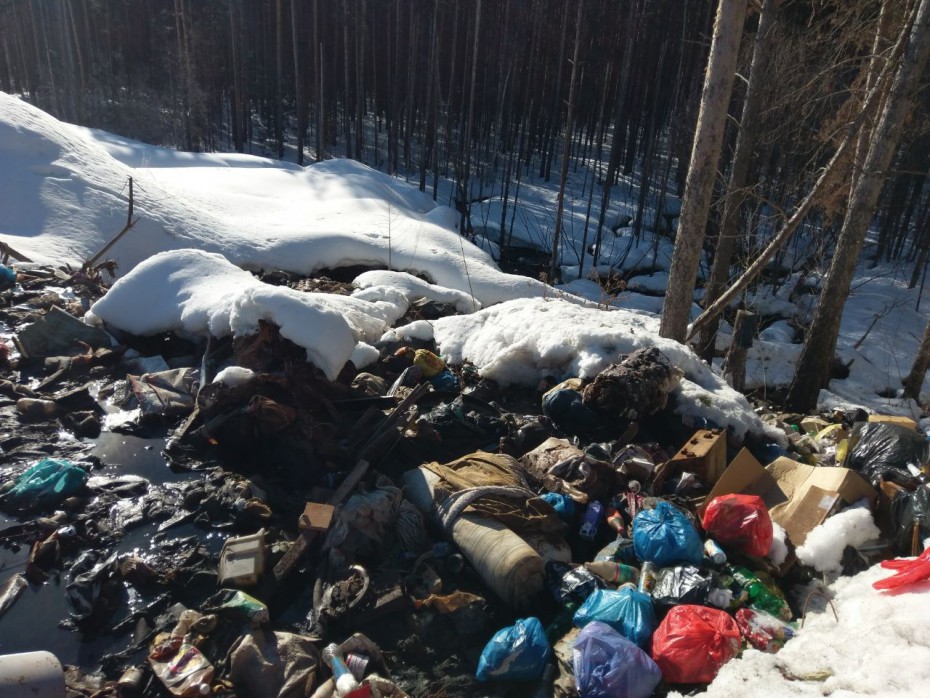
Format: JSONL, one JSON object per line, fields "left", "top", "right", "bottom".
{"left": 638, "top": 561, "right": 657, "bottom": 594}
{"left": 704, "top": 538, "right": 727, "bottom": 565}
{"left": 117, "top": 666, "right": 145, "bottom": 696}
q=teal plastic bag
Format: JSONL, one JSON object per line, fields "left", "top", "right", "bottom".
{"left": 5, "top": 458, "right": 87, "bottom": 508}
{"left": 573, "top": 587, "right": 657, "bottom": 649}
{"left": 633, "top": 501, "right": 703, "bottom": 566}
{"left": 476, "top": 617, "right": 551, "bottom": 681}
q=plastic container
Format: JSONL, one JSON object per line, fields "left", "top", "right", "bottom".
{"left": 322, "top": 644, "right": 360, "bottom": 697}
{"left": 579, "top": 501, "right": 603, "bottom": 540}
{"left": 218, "top": 529, "right": 266, "bottom": 587}
{"left": 0, "top": 651, "right": 65, "bottom": 697}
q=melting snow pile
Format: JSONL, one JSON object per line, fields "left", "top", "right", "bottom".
{"left": 385, "top": 296, "right": 771, "bottom": 439}
{"left": 796, "top": 505, "right": 881, "bottom": 574}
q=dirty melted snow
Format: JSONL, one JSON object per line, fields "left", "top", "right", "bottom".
{"left": 3, "top": 92, "right": 930, "bottom": 695}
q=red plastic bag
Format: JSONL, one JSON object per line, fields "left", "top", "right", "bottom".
{"left": 651, "top": 605, "right": 740, "bottom": 684}
{"left": 873, "top": 546, "right": 930, "bottom": 590}
{"left": 701, "top": 494, "right": 773, "bottom": 558}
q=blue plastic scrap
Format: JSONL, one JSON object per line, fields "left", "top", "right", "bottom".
{"left": 3, "top": 458, "right": 87, "bottom": 508}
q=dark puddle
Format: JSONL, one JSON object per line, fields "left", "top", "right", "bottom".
{"left": 0, "top": 431, "right": 224, "bottom": 670}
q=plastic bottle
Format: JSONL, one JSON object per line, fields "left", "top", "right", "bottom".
{"left": 729, "top": 566, "right": 792, "bottom": 620}
{"left": 322, "top": 644, "right": 360, "bottom": 697}
{"left": 544, "top": 601, "right": 579, "bottom": 643}
{"left": 579, "top": 501, "right": 603, "bottom": 541}
{"left": 605, "top": 506, "right": 626, "bottom": 535}
{"left": 584, "top": 560, "right": 639, "bottom": 585}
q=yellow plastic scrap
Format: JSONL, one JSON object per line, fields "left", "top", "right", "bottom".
{"left": 836, "top": 438, "right": 848, "bottom": 465}
{"left": 413, "top": 349, "right": 446, "bottom": 378}
{"left": 814, "top": 423, "right": 846, "bottom": 443}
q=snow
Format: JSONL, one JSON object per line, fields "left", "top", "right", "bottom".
{"left": 768, "top": 522, "right": 789, "bottom": 567}
{"left": 795, "top": 504, "right": 881, "bottom": 575}
{"left": 388, "top": 296, "right": 773, "bottom": 439}
{"left": 87, "top": 250, "right": 404, "bottom": 381}
{"left": 3, "top": 92, "right": 926, "bottom": 414}
{"left": 211, "top": 366, "right": 256, "bottom": 388}
{"left": 685, "top": 564, "right": 930, "bottom": 698}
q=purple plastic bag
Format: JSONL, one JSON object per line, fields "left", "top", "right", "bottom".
{"left": 572, "top": 621, "right": 661, "bottom": 698}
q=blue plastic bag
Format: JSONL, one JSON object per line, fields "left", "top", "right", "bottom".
{"left": 541, "top": 492, "right": 576, "bottom": 521}
{"left": 4, "top": 458, "right": 87, "bottom": 508}
{"left": 476, "top": 617, "right": 551, "bottom": 682}
{"left": 633, "top": 500, "right": 703, "bottom": 566}
{"left": 573, "top": 587, "right": 656, "bottom": 649}
{"left": 542, "top": 388, "right": 597, "bottom": 435}
{"left": 573, "top": 621, "right": 661, "bottom": 698}
{"left": 0, "top": 265, "right": 16, "bottom": 290}
{"left": 429, "top": 368, "right": 460, "bottom": 392}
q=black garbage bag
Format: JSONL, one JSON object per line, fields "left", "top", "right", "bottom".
{"left": 651, "top": 565, "right": 713, "bottom": 609}
{"left": 890, "top": 486, "right": 930, "bottom": 557}
{"left": 546, "top": 560, "right": 606, "bottom": 605}
{"left": 846, "top": 423, "right": 930, "bottom": 487}
{"left": 542, "top": 388, "right": 599, "bottom": 436}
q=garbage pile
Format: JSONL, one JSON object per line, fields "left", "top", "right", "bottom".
{"left": 0, "top": 262, "right": 928, "bottom": 697}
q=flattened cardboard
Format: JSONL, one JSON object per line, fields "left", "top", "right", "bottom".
{"left": 701, "top": 450, "right": 877, "bottom": 548}
{"left": 867, "top": 414, "right": 918, "bottom": 430}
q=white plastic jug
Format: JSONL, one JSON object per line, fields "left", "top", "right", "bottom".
{"left": 0, "top": 651, "right": 65, "bottom": 697}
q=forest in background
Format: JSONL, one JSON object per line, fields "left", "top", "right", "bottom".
{"left": 1, "top": 0, "right": 930, "bottom": 408}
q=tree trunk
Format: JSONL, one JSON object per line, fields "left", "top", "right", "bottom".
{"left": 343, "top": 2, "right": 352, "bottom": 159}
{"left": 549, "top": 0, "right": 585, "bottom": 285}
{"left": 903, "top": 317, "right": 930, "bottom": 400}
{"left": 419, "top": 0, "right": 439, "bottom": 192}
{"left": 458, "top": 0, "right": 481, "bottom": 235}
{"left": 291, "top": 0, "right": 304, "bottom": 164}
{"left": 230, "top": 1, "right": 243, "bottom": 152}
{"left": 698, "top": 0, "right": 778, "bottom": 361}
{"left": 785, "top": 0, "right": 930, "bottom": 412}
{"left": 660, "top": 0, "right": 747, "bottom": 342}
{"left": 314, "top": 0, "right": 322, "bottom": 161}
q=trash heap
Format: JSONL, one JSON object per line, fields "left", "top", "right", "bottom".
{"left": 0, "top": 262, "right": 928, "bottom": 698}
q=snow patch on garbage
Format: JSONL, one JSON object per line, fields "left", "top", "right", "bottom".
{"left": 392, "top": 297, "right": 774, "bottom": 439}
{"left": 795, "top": 505, "right": 880, "bottom": 574}
{"left": 768, "top": 522, "right": 789, "bottom": 567}
{"left": 684, "top": 564, "right": 930, "bottom": 698}
{"left": 87, "top": 249, "right": 405, "bottom": 380}
{"left": 353, "top": 270, "right": 481, "bottom": 314}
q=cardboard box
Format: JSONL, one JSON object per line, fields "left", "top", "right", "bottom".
{"left": 867, "top": 414, "right": 918, "bottom": 430}
{"left": 701, "top": 449, "right": 877, "bottom": 547}
{"left": 299, "top": 502, "right": 335, "bottom": 532}
{"left": 800, "top": 416, "right": 832, "bottom": 435}
{"left": 659, "top": 429, "right": 727, "bottom": 488}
